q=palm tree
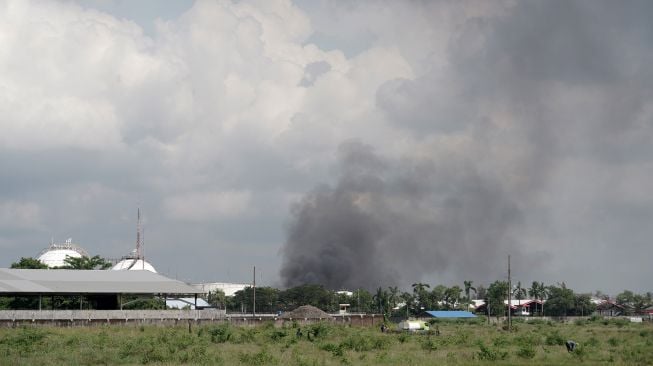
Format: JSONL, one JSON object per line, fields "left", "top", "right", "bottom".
{"left": 373, "top": 287, "right": 389, "bottom": 314}
{"left": 464, "top": 280, "right": 477, "bottom": 301}
{"left": 412, "top": 282, "right": 431, "bottom": 311}
{"left": 387, "top": 286, "right": 400, "bottom": 310}
{"left": 400, "top": 291, "right": 414, "bottom": 318}
{"left": 528, "top": 281, "right": 544, "bottom": 316}
{"left": 513, "top": 281, "right": 528, "bottom": 315}
{"left": 529, "top": 282, "right": 550, "bottom": 316}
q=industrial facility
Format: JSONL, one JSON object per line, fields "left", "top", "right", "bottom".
{"left": 37, "top": 238, "right": 88, "bottom": 268}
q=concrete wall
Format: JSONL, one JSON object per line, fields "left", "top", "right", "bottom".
{"left": 0, "top": 310, "right": 384, "bottom": 328}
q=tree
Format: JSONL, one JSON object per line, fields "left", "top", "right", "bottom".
{"left": 486, "top": 281, "right": 509, "bottom": 316}
{"left": 207, "top": 289, "right": 226, "bottom": 309}
{"left": 544, "top": 283, "right": 574, "bottom": 316}
{"left": 61, "top": 255, "right": 112, "bottom": 270}
{"left": 528, "top": 281, "right": 546, "bottom": 316}
{"left": 387, "top": 286, "right": 400, "bottom": 310}
{"left": 616, "top": 290, "right": 635, "bottom": 307}
{"left": 464, "top": 280, "right": 477, "bottom": 302}
{"left": 475, "top": 285, "right": 487, "bottom": 300}
{"left": 573, "top": 293, "right": 595, "bottom": 316}
{"left": 444, "top": 286, "right": 463, "bottom": 310}
{"left": 400, "top": 291, "right": 415, "bottom": 317}
{"left": 11, "top": 257, "right": 48, "bottom": 269}
{"left": 412, "top": 282, "right": 431, "bottom": 311}
{"left": 513, "top": 281, "right": 528, "bottom": 310}
{"left": 429, "top": 285, "right": 447, "bottom": 310}
{"left": 230, "top": 286, "right": 282, "bottom": 313}
{"left": 373, "top": 287, "right": 389, "bottom": 314}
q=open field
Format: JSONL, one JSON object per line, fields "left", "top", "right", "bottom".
{"left": 0, "top": 318, "right": 651, "bottom": 365}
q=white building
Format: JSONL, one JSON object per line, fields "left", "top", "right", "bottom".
{"left": 192, "top": 282, "right": 250, "bottom": 297}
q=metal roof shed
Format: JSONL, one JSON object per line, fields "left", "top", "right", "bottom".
{"left": 425, "top": 310, "right": 477, "bottom": 318}
{"left": 0, "top": 268, "right": 202, "bottom": 310}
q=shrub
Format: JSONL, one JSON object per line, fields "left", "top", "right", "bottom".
{"left": 421, "top": 337, "right": 438, "bottom": 352}
{"left": 320, "top": 343, "right": 344, "bottom": 357}
{"left": 516, "top": 334, "right": 541, "bottom": 347}
{"left": 493, "top": 335, "right": 509, "bottom": 347}
{"left": 516, "top": 345, "right": 536, "bottom": 359}
{"left": 208, "top": 324, "right": 232, "bottom": 343}
{"left": 268, "top": 329, "right": 287, "bottom": 342}
{"left": 235, "top": 328, "right": 257, "bottom": 344}
{"left": 308, "top": 322, "right": 331, "bottom": 339}
{"left": 340, "top": 334, "right": 373, "bottom": 352}
{"left": 477, "top": 342, "right": 508, "bottom": 361}
{"left": 607, "top": 337, "right": 620, "bottom": 347}
{"left": 0, "top": 327, "right": 49, "bottom": 355}
{"left": 545, "top": 331, "right": 565, "bottom": 346}
{"left": 238, "top": 347, "right": 276, "bottom": 365}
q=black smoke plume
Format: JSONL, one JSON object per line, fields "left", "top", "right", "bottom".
{"left": 280, "top": 141, "right": 527, "bottom": 290}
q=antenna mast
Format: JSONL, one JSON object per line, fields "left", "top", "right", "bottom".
{"left": 136, "top": 208, "right": 142, "bottom": 259}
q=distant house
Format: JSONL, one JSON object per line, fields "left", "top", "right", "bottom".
{"left": 471, "top": 299, "right": 543, "bottom": 316}
{"left": 595, "top": 301, "right": 626, "bottom": 317}
{"left": 505, "top": 299, "right": 542, "bottom": 316}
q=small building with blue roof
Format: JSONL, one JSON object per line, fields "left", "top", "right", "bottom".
{"left": 424, "top": 310, "right": 477, "bottom": 318}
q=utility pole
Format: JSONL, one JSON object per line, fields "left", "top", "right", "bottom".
{"left": 253, "top": 266, "right": 256, "bottom": 316}
{"left": 508, "top": 255, "right": 512, "bottom": 332}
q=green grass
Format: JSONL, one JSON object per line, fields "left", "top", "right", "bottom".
{"left": 0, "top": 319, "right": 651, "bottom": 365}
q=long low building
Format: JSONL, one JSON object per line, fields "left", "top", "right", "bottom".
{"left": 192, "top": 282, "right": 250, "bottom": 297}
{"left": 0, "top": 268, "right": 202, "bottom": 310}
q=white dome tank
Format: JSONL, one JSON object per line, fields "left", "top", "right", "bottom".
{"left": 37, "top": 239, "right": 88, "bottom": 268}
{"left": 112, "top": 258, "right": 157, "bottom": 273}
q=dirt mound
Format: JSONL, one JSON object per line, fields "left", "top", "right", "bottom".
{"left": 281, "top": 305, "right": 332, "bottom": 319}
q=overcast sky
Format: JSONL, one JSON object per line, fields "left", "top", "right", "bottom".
{"left": 1, "top": 0, "right": 651, "bottom": 295}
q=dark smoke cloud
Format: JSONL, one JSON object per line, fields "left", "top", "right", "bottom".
{"left": 280, "top": 141, "right": 530, "bottom": 290}
{"left": 281, "top": 0, "right": 653, "bottom": 292}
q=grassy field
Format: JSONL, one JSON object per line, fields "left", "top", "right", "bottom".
{"left": 0, "top": 317, "right": 651, "bottom": 365}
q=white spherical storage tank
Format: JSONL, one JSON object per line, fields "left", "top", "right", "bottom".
{"left": 111, "top": 258, "right": 157, "bottom": 273}
{"left": 37, "top": 239, "right": 88, "bottom": 268}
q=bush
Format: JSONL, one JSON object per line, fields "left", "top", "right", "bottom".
{"left": 238, "top": 347, "right": 276, "bottom": 365}
{"left": 208, "top": 324, "right": 232, "bottom": 343}
{"left": 268, "top": 329, "right": 287, "bottom": 342}
{"left": 516, "top": 345, "right": 536, "bottom": 359}
{"left": 235, "top": 328, "right": 257, "bottom": 344}
{"left": 516, "top": 334, "right": 541, "bottom": 347}
{"left": 477, "top": 342, "right": 508, "bottom": 361}
{"left": 545, "top": 331, "right": 565, "bottom": 346}
{"left": 421, "top": 337, "right": 438, "bottom": 352}
{"left": 0, "top": 327, "right": 49, "bottom": 355}
{"left": 574, "top": 318, "right": 587, "bottom": 326}
{"left": 320, "top": 343, "right": 344, "bottom": 357}
{"left": 308, "top": 322, "right": 331, "bottom": 339}
{"left": 492, "top": 335, "right": 509, "bottom": 347}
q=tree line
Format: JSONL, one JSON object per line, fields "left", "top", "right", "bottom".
{"left": 214, "top": 280, "right": 652, "bottom": 318}
{"left": 7, "top": 257, "right": 651, "bottom": 316}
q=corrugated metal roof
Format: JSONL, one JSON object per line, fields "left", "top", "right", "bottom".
{"left": 425, "top": 310, "right": 477, "bottom": 318}
{"left": 0, "top": 269, "right": 201, "bottom": 294}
